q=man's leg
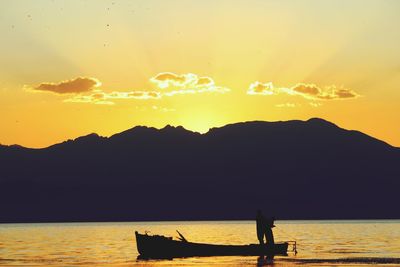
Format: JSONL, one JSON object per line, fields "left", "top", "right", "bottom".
{"left": 265, "top": 229, "right": 275, "bottom": 245}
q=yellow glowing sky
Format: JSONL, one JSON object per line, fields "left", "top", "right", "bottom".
{"left": 1, "top": 0, "right": 400, "bottom": 148}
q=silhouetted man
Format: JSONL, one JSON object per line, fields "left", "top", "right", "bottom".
{"left": 256, "top": 210, "right": 275, "bottom": 245}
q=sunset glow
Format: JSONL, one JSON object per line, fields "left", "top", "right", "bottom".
{"left": 1, "top": 0, "right": 400, "bottom": 148}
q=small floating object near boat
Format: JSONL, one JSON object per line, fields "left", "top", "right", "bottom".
{"left": 135, "top": 231, "right": 294, "bottom": 259}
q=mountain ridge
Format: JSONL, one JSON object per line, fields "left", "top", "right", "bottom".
{"left": 0, "top": 118, "right": 399, "bottom": 222}
{"left": 1, "top": 118, "right": 397, "bottom": 150}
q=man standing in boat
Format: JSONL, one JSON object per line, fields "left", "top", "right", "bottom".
{"left": 256, "top": 210, "right": 275, "bottom": 245}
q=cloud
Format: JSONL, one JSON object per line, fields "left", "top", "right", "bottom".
{"left": 30, "top": 72, "right": 229, "bottom": 105}
{"left": 64, "top": 90, "right": 161, "bottom": 105}
{"left": 330, "top": 88, "right": 360, "bottom": 99}
{"left": 291, "top": 83, "right": 359, "bottom": 100}
{"left": 196, "top": 77, "right": 213, "bottom": 86}
{"left": 150, "top": 72, "right": 188, "bottom": 88}
{"left": 163, "top": 86, "right": 229, "bottom": 96}
{"left": 151, "top": 72, "right": 230, "bottom": 95}
{"left": 106, "top": 91, "right": 161, "bottom": 100}
{"left": 63, "top": 94, "right": 114, "bottom": 105}
{"left": 292, "top": 83, "right": 320, "bottom": 96}
{"left": 247, "top": 81, "right": 275, "bottom": 95}
{"left": 32, "top": 77, "right": 101, "bottom": 94}
{"left": 247, "top": 81, "right": 360, "bottom": 101}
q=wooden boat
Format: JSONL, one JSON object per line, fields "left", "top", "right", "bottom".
{"left": 135, "top": 231, "right": 289, "bottom": 259}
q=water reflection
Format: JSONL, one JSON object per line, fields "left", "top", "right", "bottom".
{"left": 256, "top": 255, "right": 275, "bottom": 267}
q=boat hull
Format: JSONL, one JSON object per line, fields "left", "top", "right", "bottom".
{"left": 135, "top": 231, "right": 288, "bottom": 259}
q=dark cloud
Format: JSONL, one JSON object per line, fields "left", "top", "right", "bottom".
{"left": 292, "top": 83, "right": 321, "bottom": 96}
{"left": 33, "top": 77, "right": 101, "bottom": 94}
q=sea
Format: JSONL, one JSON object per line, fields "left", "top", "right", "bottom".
{"left": 0, "top": 220, "right": 399, "bottom": 266}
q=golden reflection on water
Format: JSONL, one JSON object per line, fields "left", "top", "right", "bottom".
{"left": 0, "top": 220, "right": 399, "bottom": 266}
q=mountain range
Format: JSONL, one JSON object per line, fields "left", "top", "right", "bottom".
{"left": 1, "top": 118, "right": 399, "bottom": 223}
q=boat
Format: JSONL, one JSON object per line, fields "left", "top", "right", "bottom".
{"left": 135, "top": 231, "right": 290, "bottom": 259}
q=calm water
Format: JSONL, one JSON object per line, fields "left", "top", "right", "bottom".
{"left": 0, "top": 220, "right": 399, "bottom": 266}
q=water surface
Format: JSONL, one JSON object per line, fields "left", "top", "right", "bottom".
{"left": 1, "top": 220, "right": 399, "bottom": 266}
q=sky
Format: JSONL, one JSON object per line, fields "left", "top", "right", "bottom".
{"left": 1, "top": 0, "right": 400, "bottom": 148}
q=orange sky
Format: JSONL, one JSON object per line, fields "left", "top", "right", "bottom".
{"left": 1, "top": 0, "right": 399, "bottom": 148}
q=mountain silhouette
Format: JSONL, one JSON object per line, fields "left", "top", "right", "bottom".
{"left": 1, "top": 118, "right": 399, "bottom": 223}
